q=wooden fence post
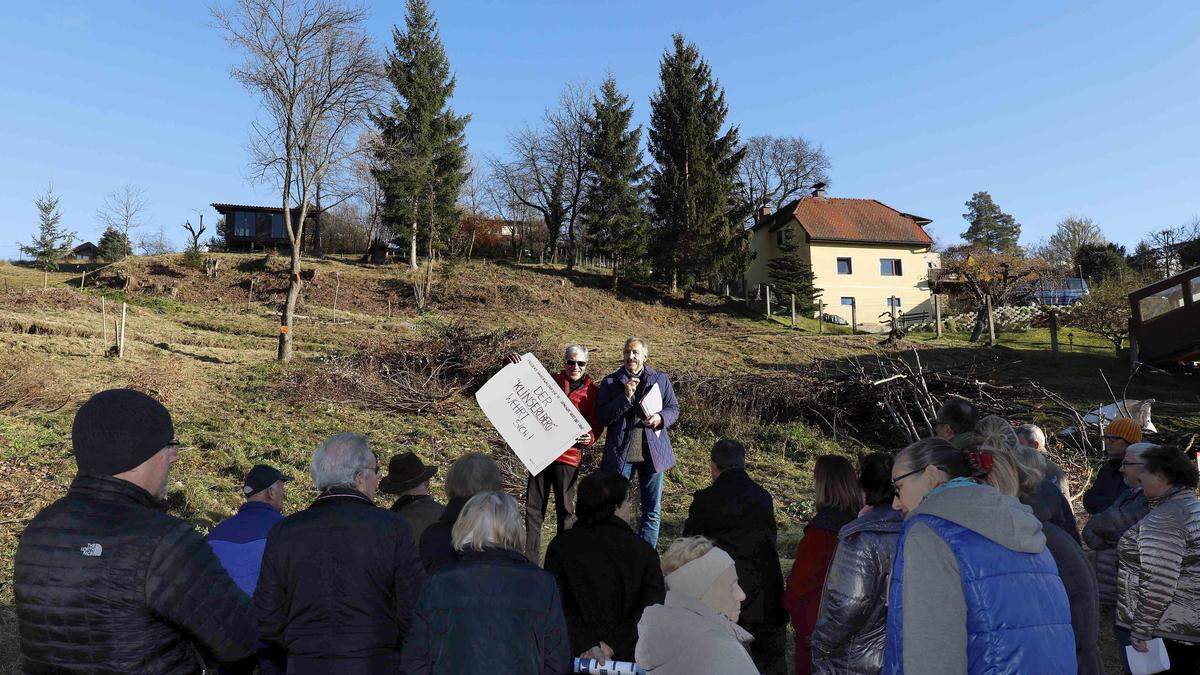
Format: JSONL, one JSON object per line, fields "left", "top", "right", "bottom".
{"left": 1049, "top": 311, "right": 1060, "bottom": 353}
{"left": 101, "top": 297, "right": 107, "bottom": 347}
{"left": 80, "top": 271, "right": 86, "bottom": 290}
{"left": 247, "top": 279, "right": 254, "bottom": 310}
{"left": 819, "top": 302, "right": 825, "bottom": 334}
{"left": 765, "top": 286, "right": 771, "bottom": 319}
{"left": 118, "top": 303, "right": 127, "bottom": 359}
{"left": 333, "top": 272, "right": 341, "bottom": 311}
{"left": 934, "top": 294, "right": 943, "bottom": 339}
{"left": 387, "top": 296, "right": 392, "bottom": 318}
{"left": 986, "top": 295, "right": 996, "bottom": 346}
{"left": 790, "top": 294, "right": 796, "bottom": 328}
{"left": 851, "top": 303, "right": 858, "bottom": 334}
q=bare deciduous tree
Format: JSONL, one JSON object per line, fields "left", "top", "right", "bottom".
{"left": 490, "top": 82, "right": 590, "bottom": 268}
{"left": 137, "top": 225, "right": 174, "bottom": 256}
{"left": 96, "top": 184, "right": 149, "bottom": 240}
{"left": 734, "top": 135, "right": 830, "bottom": 226}
{"left": 213, "top": 0, "right": 380, "bottom": 361}
{"left": 1034, "top": 215, "right": 1105, "bottom": 268}
{"left": 182, "top": 214, "right": 207, "bottom": 252}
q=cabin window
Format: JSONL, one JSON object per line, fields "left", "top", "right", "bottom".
{"left": 837, "top": 257, "right": 852, "bottom": 275}
{"left": 880, "top": 258, "right": 903, "bottom": 276}
{"left": 1139, "top": 284, "right": 1186, "bottom": 322}
{"left": 233, "top": 211, "right": 254, "bottom": 237}
{"left": 1191, "top": 277, "right": 1200, "bottom": 304}
{"left": 271, "top": 214, "right": 285, "bottom": 239}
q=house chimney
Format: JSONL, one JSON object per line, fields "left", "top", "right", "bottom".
{"left": 812, "top": 181, "right": 827, "bottom": 198}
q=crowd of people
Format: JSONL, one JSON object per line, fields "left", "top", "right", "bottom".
{"left": 10, "top": 336, "right": 1200, "bottom": 674}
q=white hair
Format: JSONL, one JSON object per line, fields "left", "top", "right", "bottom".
{"left": 1015, "top": 424, "right": 1047, "bottom": 450}
{"left": 452, "top": 492, "right": 524, "bottom": 553}
{"left": 564, "top": 344, "right": 588, "bottom": 360}
{"left": 1126, "top": 442, "right": 1159, "bottom": 461}
{"left": 311, "top": 432, "right": 375, "bottom": 490}
{"left": 625, "top": 336, "right": 649, "bottom": 357}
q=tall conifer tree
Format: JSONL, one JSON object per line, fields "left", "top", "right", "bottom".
{"left": 961, "top": 191, "right": 1021, "bottom": 253}
{"left": 582, "top": 74, "right": 648, "bottom": 289}
{"left": 20, "top": 184, "right": 75, "bottom": 277}
{"left": 374, "top": 0, "right": 470, "bottom": 268}
{"left": 647, "top": 34, "right": 743, "bottom": 300}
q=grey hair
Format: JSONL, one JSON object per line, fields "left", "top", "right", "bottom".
{"left": 311, "top": 432, "right": 375, "bottom": 490}
{"left": 1015, "top": 424, "right": 1047, "bottom": 450}
{"left": 445, "top": 452, "right": 502, "bottom": 500}
{"left": 564, "top": 344, "right": 588, "bottom": 360}
{"left": 452, "top": 492, "right": 524, "bottom": 553}
{"left": 624, "top": 336, "right": 650, "bottom": 357}
{"left": 1126, "top": 442, "right": 1160, "bottom": 461}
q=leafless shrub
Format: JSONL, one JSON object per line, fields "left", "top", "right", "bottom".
{"left": 0, "top": 355, "right": 67, "bottom": 414}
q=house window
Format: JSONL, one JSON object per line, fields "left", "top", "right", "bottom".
{"left": 233, "top": 211, "right": 254, "bottom": 237}
{"left": 887, "top": 297, "right": 903, "bottom": 309}
{"left": 840, "top": 297, "right": 855, "bottom": 306}
{"left": 837, "top": 257, "right": 853, "bottom": 275}
{"left": 775, "top": 228, "right": 791, "bottom": 247}
{"left": 880, "top": 258, "right": 903, "bottom": 276}
{"left": 271, "top": 214, "right": 285, "bottom": 239}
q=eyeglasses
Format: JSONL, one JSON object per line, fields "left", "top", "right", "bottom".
{"left": 891, "top": 466, "right": 924, "bottom": 489}
{"left": 566, "top": 360, "right": 587, "bottom": 367}
{"left": 1121, "top": 462, "right": 1145, "bottom": 467}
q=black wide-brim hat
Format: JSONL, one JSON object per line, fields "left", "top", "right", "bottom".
{"left": 379, "top": 451, "right": 437, "bottom": 495}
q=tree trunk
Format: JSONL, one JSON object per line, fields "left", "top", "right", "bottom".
{"left": 969, "top": 304, "right": 988, "bottom": 342}
{"left": 424, "top": 234, "right": 435, "bottom": 305}
{"left": 277, "top": 243, "right": 302, "bottom": 361}
{"left": 313, "top": 184, "right": 323, "bottom": 258}
{"left": 409, "top": 224, "right": 418, "bottom": 269}
{"left": 671, "top": 269, "right": 678, "bottom": 295}
{"left": 466, "top": 229, "right": 476, "bottom": 261}
{"left": 611, "top": 259, "right": 619, "bottom": 291}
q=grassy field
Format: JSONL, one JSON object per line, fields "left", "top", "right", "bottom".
{"left": 0, "top": 253, "right": 1196, "bottom": 670}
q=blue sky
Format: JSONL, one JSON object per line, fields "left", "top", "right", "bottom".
{"left": 2, "top": 0, "right": 1198, "bottom": 258}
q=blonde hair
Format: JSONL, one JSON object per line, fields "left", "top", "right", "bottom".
{"left": 451, "top": 492, "right": 524, "bottom": 554}
{"left": 976, "top": 415, "right": 1019, "bottom": 453}
{"left": 660, "top": 536, "right": 715, "bottom": 576}
{"left": 986, "top": 445, "right": 1045, "bottom": 498}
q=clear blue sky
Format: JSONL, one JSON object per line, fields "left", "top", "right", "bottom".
{"left": 2, "top": 0, "right": 1198, "bottom": 258}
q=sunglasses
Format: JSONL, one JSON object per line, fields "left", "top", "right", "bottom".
{"left": 566, "top": 360, "right": 588, "bottom": 367}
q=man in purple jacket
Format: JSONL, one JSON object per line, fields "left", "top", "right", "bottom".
{"left": 596, "top": 336, "right": 680, "bottom": 546}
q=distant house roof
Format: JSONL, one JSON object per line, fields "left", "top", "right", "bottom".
{"left": 72, "top": 242, "right": 99, "bottom": 255}
{"left": 211, "top": 203, "right": 316, "bottom": 214}
{"left": 754, "top": 196, "right": 933, "bottom": 246}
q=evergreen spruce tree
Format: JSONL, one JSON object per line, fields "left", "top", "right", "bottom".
{"left": 961, "top": 191, "right": 1021, "bottom": 253}
{"left": 373, "top": 0, "right": 470, "bottom": 268}
{"left": 97, "top": 226, "right": 132, "bottom": 262}
{"left": 767, "top": 240, "right": 820, "bottom": 314}
{"left": 582, "top": 73, "right": 648, "bottom": 289}
{"left": 20, "top": 184, "right": 75, "bottom": 281}
{"left": 647, "top": 34, "right": 744, "bottom": 301}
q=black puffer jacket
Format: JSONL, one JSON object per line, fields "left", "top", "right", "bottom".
{"left": 400, "top": 547, "right": 571, "bottom": 674}
{"left": 14, "top": 474, "right": 256, "bottom": 673}
{"left": 1082, "top": 487, "right": 1149, "bottom": 606}
{"left": 254, "top": 488, "right": 425, "bottom": 674}
{"left": 811, "top": 506, "right": 903, "bottom": 675}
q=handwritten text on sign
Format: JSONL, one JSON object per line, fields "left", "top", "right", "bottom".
{"left": 476, "top": 353, "right": 591, "bottom": 476}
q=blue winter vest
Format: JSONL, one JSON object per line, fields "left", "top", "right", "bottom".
{"left": 882, "top": 514, "right": 1076, "bottom": 674}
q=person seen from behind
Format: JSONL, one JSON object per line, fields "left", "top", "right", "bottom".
{"left": 1017, "top": 422, "right": 1072, "bottom": 498}
{"left": 380, "top": 451, "right": 444, "bottom": 543}
{"left": 254, "top": 432, "right": 425, "bottom": 674}
{"left": 932, "top": 396, "right": 977, "bottom": 449}
{"left": 401, "top": 491, "right": 572, "bottom": 674}
{"left": 884, "top": 437, "right": 1076, "bottom": 674}
{"left": 983, "top": 441, "right": 1103, "bottom": 674}
{"left": 544, "top": 472, "right": 665, "bottom": 664}
{"left": 13, "top": 388, "right": 256, "bottom": 673}
{"left": 507, "top": 345, "right": 599, "bottom": 562}
{"left": 1083, "top": 417, "right": 1143, "bottom": 515}
{"left": 811, "top": 453, "right": 904, "bottom": 675}
{"left": 635, "top": 536, "right": 757, "bottom": 675}
{"left": 783, "top": 455, "right": 861, "bottom": 675}
{"left": 419, "top": 452, "right": 502, "bottom": 571}
{"left": 1116, "top": 445, "right": 1200, "bottom": 671}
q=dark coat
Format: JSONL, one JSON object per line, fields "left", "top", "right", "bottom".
{"left": 253, "top": 488, "right": 425, "bottom": 675}
{"left": 1082, "top": 459, "right": 1129, "bottom": 515}
{"left": 400, "top": 547, "right": 572, "bottom": 674}
{"left": 596, "top": 364, "right": 680, "bottom": 474}
{"left": 543, "top": 515, "right": 665, "bottom": 660}
{"left": 682, "top": 467, "right": 787, "bottom": 627}
{"left": 811, "top": 506, "right": 903, "bottom": 675}
{"left": 1025, "top": 476, "right": 1081, "bottom": 544}
{"left": 1082, "top": 487, "right": 1149, "bottom": 606}
{"left": 419, "top": 496, "right": 466, "bottom": 572}
{"left": 1043, "top": 522, "right": 1104, "bottom": 675}
{"left": 14, "top": 474, "right": 256, "bottom": 673}
{"left": 391, "top": 494, "right": 445, "bottom": 545}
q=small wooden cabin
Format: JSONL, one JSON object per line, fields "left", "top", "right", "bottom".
{"left": 71, "top": 242, "right": 99, "bottom": 262}
{"left": 1129, "top": 265, "right": 1200, "bottom": 366}
{"left": 212, "top": 203, "right": 318, "bottom": 252}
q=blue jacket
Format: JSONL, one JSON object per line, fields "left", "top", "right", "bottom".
{"left": 596, "top": 365, "right": 680, "bottom": 474}
{"left": 207, "top": 501, "right": 284, "bottom": 596}
{"left": 884, "top": 511, "right": 1076, "bottom": 674}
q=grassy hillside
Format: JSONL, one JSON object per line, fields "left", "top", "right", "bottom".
{"left": 0, "top": 253, "right": 1196, "bottom": 668}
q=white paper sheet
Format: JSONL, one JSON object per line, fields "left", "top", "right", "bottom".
{"left": 639, "top": 382, "right": 664, "bottom": 439}
{"left": 1126, "top": 638, "right": 1171, "bottom": 675}
{"left": 475, "top": 353, "right": 592, "bottom": 476}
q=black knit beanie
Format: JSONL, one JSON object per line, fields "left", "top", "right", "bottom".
{"left": 72, "top": 389, "right": 175, "bottom": 476}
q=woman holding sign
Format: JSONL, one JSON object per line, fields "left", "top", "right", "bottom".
{"left": 597, "top": 337, "right": 680, "bottom": 547}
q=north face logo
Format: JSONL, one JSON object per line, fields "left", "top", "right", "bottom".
{"left": 80, "top": 543, "right": 103, "bottom": 557}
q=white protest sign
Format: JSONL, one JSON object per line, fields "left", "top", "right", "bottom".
{"left": 475, "top": 353, "right": 591, "bottom": 476}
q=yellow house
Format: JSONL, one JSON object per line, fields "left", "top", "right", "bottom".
{"left": 746, "top": 185, "right": 937, "bottom": 330}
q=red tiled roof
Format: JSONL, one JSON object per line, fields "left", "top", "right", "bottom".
{"left": 758, "top": 197, "right": 933, "bottom": 246}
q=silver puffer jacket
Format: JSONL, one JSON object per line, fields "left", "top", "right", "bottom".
{"left": 811, "top": 506, "right": 903, "bottom": 675}
{"left": 1116, "top": 488, "right": 1200, "bottom": 643}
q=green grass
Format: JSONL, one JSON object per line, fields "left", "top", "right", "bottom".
{"left": 909, "top": 327, "right": 1117, "bottom": 357}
